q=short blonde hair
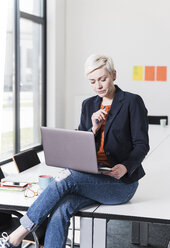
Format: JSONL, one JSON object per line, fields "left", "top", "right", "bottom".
{"left": 85, "top": 54, "right": 115, "bottom": 75}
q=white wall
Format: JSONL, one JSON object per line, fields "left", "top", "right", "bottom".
{"left": 47, "top": 0, "right": 66, "bottom": 128}
{"left": 65, "top": 0, "right": 170, "bottom": 129}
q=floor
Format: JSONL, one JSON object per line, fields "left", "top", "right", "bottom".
{"left": 22, "top": 219, "right": 170, "bottom": 248}
{"left": 107, "top": 220, "right": 170, "bottom": 248}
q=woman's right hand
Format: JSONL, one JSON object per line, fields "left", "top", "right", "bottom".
{"left": 91, "top": 109, "right": 108, "bottom": 134}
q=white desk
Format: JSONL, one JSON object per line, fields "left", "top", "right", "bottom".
{"left": 94, "top": 134, "right": 170, "bottom": 222}
{"left": 78, "top": 125, "right": 170, "bottom": 248}
{"left": 0, "top": 163, "right": 64, "bottom": 211}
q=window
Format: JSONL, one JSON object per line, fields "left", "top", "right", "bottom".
{"left": 0, "top": 0, "right": 46, "bottom": 163}
{"left": 20, "top": 0, "right": 44, "bottom": 17}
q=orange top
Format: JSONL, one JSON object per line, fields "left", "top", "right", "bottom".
{"left": 97, "top": 104, "right": 111, "bottom": 166}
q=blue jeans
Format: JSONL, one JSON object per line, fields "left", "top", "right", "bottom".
{"left": 20, "top": 169, "right": 138, "bottom": 248}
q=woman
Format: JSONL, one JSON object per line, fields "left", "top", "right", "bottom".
{"left": 0, "top": 54, "right": 149, "bottom": 248}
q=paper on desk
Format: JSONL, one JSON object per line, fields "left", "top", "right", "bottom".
{"left": 1, "top": 173, "right": 39, "bottom": 183}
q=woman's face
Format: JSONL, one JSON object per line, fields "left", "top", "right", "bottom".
{"left": 87, "top": 67, "right": 116, "bottom": 99}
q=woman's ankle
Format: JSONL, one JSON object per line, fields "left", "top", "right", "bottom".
{"left": 8, "top": 238, "right": 21, "bottom": 247}
{"left": 9, "top": 225, "right": 29, "bottom": 246}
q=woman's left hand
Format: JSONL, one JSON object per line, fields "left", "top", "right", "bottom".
{"left": 104, "top": 164, "right": 127, "bottom": 179}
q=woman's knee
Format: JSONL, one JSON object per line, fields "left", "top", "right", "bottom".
{"left": 50, "top": 194, "right": 94, "bottom": 222}
{"left": 49, "top": 194, "right": 79, "bottom": 224}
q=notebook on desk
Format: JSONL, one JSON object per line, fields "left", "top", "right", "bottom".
{"left": 41, "top": 127, "right": 111, "bottom": 174}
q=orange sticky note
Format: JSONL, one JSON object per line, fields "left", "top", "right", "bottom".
{"left": 156, "top": 66, "right": 167, "bottom": 81}
{"left": 145, "top": 66, "right": 155, "bottom": 81}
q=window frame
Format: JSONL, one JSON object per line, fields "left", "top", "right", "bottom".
{"left": 0, "top": 0, "right": 46, "bottom": 165}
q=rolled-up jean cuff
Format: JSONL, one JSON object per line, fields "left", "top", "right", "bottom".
{"left": 20, "top": 214, "right": 37, "bottom": 232}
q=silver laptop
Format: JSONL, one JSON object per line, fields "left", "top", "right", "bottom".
{"left": 41, "top": 127, "right": 111, "bottom": 174}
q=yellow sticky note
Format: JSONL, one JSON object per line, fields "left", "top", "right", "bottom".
{"left": 133, "top": 66, "right": 143, "bottom": 81}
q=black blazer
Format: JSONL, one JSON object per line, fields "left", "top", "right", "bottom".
{"left": 78, "top": 85, "right": 150, "bottom": 184}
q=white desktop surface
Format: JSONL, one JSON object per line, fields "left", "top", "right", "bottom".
{"left": 0, "top": 188, "right": 36, "bottom": 209}
{"left": 0, "top": 163, "right": 62, "bottom": 210}
{"left": 0, "top": 162, "right": 99, "bottom": 214}
{"left": 2, "top": 162, "right": 62, "bottom": 183}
